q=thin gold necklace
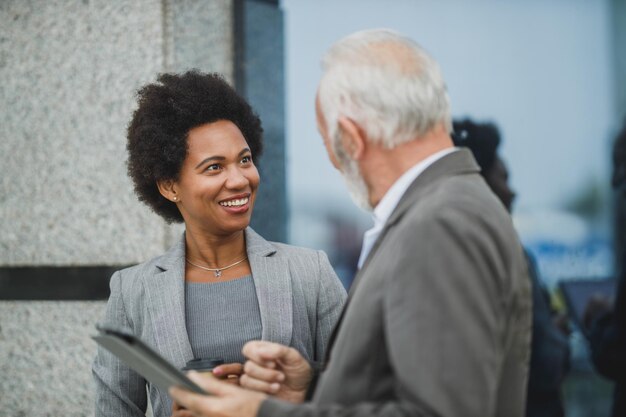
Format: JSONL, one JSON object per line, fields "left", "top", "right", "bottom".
{"left": 185, "top": 256, "right": 248, "bottom": 278}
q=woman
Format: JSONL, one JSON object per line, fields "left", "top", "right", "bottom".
{"left": 92, "top": 71, "right": 346, "bottom": 417}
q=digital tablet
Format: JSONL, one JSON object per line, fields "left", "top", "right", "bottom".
{"left": 92, "top": 325, "right": 207, "bottom": 395}
{"left": 558, "top": 278, "right": 616, "bottom": 331}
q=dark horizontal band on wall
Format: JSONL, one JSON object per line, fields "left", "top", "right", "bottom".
{"left": 0, "top": 266, "right": 128, "bottom": 300}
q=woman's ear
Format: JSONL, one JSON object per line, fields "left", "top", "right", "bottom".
{"left": 337, "top": 116, "right": 366, "bottom": 160}
{"left": 157, "top": 180, "right": 180, "bottom": 203}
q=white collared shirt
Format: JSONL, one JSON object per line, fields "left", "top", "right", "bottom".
{"left": 357, "top": 147, "right": 458, "bottom": 269}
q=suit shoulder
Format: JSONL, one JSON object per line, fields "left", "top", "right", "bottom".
{"left": 397, "top": 174, "right": 521, "bottom": 254}
{"left": 267, "top": 242, "right": 336, "bottom": 279}
{"left": 112, "top": 253, "right": 167, "bottom": 287}
{"left": 414, "top": 174, "right": 510, "bottom": 223}
{"left": 269, "top": 241, "right": 323, "bottom": 259}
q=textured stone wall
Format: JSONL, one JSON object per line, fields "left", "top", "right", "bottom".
{"left": 0, "top": 0, "right": 235, "bottom": 265}
{"left": 0, "top": 0, "right": 169, "bottom": 265}
{"left": 0, "top": 1, "right": 237, "bottom": 415}
{"left": 0, "top": 301, "right": 106, "bottom": 416}
{"left": 164, "top": 0, "right": 234, "bottom": 79}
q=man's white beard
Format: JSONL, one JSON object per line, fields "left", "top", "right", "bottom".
{"left": 339, "top": 152, "right": 373, "bottom": 212}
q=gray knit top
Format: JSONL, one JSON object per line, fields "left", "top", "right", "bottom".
{"left": 185, "top": 275, "right": 262, "bottom": 364}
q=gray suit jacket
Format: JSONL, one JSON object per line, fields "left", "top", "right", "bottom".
{"left": 92, "top": 228, "right": 346, "bottom": 417}
{"left": 260, "top": 149, "right": 532, "bottom": 417}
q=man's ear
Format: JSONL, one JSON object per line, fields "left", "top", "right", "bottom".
{"left": 337, "top": 116, "right": 366, "bottom": 160}
{"left": 157, "top": 179, "right": 180, "bottom": 203}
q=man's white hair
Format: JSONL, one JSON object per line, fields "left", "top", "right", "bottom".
{"left": 318, "top": 29, "right": 452, "bottom": 152}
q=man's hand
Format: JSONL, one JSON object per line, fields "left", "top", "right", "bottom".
{"left": 240, "top": 341, "right": 312, "bottom": 403}
{"left": 169, "top": 371, "right": 267, "bottom": 417}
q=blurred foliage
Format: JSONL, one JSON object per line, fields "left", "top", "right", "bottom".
{"left": 563, "top": 177, "right": 607, "bottom": 220}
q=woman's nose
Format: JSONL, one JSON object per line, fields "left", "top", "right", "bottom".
{"left": 225, "top": 167, "right": 248, "bottom": 189}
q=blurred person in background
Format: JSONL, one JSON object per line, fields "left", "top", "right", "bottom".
{"left": 169, "top": 29, "right": 532, "bottom": 417}
{"left": 327, "top": 215, "right": 362, "bottom": 288}
{"left": 452, "top": 118, "right": 571, "bottom": 417}
{"left": 583, "top": 120, "right": 626, "bottom": 417}
{"left": 91, "top": 71, "right": 346, "bottom": 417}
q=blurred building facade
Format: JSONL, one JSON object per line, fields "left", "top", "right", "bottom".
{"left": 283, "top": 1, "right": 625, "bottom": 415}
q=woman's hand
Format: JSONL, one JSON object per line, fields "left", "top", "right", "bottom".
{"left": 213, "top": 362, "right": 245, "bottom": 385}
{"left": 171, "top": 400, "right": 194, "bottom": 417}
{"left": 170, "top": 363, "right": 245, "bottom": 416}
{"left": 170, "top": 372, "right": 266, "bottom": 417}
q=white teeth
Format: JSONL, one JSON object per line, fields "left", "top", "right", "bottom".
{"left": 220, "top": 197, "right": 249, "bottom": 207}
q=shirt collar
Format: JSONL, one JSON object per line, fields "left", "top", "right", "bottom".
{"left": 372, "top": 147, "right": 458, "bottom": 228}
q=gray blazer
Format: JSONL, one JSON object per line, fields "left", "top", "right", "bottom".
{"left": 260, "top": 149, "right": 532, "bottom": 417}
{"left": 92, "top": 228, "right": 346, "bottom": 417}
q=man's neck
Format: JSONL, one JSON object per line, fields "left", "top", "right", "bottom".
{"left": 362, "top": 129, "right": 453, "bottom": 207}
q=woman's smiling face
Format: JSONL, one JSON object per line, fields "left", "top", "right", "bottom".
{"left": 167, "top": 120, "right": 260, "bottom": 236}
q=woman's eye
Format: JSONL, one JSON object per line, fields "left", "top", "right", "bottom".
{"left": 205, "top": 164, "right": 221, "bottom": 172}
{"left": 241, "top": 156, "right": 252, "bottom": 164}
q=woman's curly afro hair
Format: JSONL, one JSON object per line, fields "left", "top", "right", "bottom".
{"left": 126, "top": 70, "right": 263, "bottom": 223}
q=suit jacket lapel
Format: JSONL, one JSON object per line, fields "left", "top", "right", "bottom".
{"left": 144, "top": 235, "right": 194, "bottom": 368}
{"left": 246, "top": 228, "right": 294, "bottom": 347}
{"left": 324, "top": 149, "right": 480, "bottom": 362}
{"left": 354, "top": 148, "right": 480, "bottom": 289}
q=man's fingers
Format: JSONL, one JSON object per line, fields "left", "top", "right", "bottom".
{"left": 243, "top": 341, "right": 303, "bottom": 366}
{"left": 240, "top": 373, "right": 281, "bottom": 394}
{"left": 244, "top": 360, "right": 285, "bottom": 383}
{"left": 242, "top": 340, "right": 287, "bottom": 363}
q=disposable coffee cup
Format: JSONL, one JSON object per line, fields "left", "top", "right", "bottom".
{"left": 182, "top": 358, "right": 224, "bottom": 377}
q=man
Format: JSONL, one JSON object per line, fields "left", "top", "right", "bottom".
{"left": 453, "top": 119, "right": 570, "bottom": 417}
{"left": 170, "top": 29, "right": 532, "bottom": 417}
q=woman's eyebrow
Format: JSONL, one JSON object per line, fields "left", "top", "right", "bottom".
{"left": 195, "top": 155, "right": 225, "bottom": 169}
{"left": 194, "top": 148, "right": 251, "bottom": 169}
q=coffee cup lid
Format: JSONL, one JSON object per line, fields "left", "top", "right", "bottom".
{"left": 182, "top": 358, "right": 224, "bottom": 371}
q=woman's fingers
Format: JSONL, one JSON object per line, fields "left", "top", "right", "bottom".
{"left": 213, "top": 362, "right": 244, "bottom": 378}
{"left": 222, "top": 374, "right": 242, "bottom": 385}
{"left": 171, "top": 409, "right": 195, "bottom": 417}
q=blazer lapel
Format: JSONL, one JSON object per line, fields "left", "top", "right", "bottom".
{"left": 324, "top": 149, "right": 481, "bottom": 361}
{"left": 143, "top": 235, "right": 194, "bottom": 368}
{"left": 246, "top": 228, "right": 293, "bottom": 347}
{"left": 142, "top": 228, "right": 296, "bottom": 364}
{"left": 355, "top": 148, "right": 480, "bottom": 288}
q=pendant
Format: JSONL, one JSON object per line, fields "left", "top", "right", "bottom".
{"left": 214, "top": 269, "right": 222, "bottom": 278}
